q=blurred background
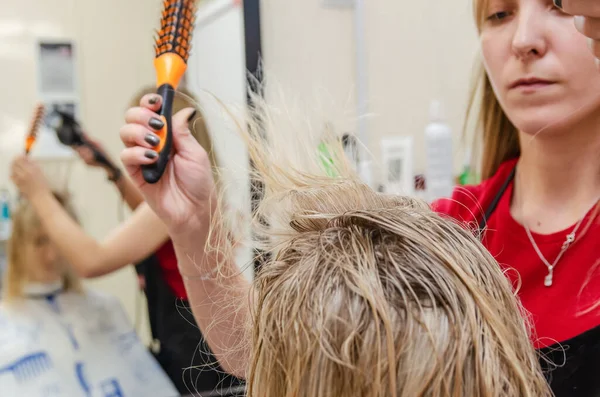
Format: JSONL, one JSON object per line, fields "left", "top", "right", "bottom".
{"left": 0, "top": 0, "right": 479, "bottom": 343}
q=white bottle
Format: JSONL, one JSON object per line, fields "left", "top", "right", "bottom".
{"left": 380, "top": 137, "right": 414, "bottom": 196}
{"left": 425, "top": 100, "right": 454, "bottom": 201}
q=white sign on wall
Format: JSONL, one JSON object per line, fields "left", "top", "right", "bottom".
{"left": 35, "top": 40, "right": 78, "bottom": 160}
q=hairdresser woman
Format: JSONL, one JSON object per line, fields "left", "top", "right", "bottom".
{"left": 434, "top": 1, "right": 600, "bottom": 395}
{"left": 438, "top": 1, "right": 600, "bottom": 395}
{"left": 10, "top": 87, "right": 242, "bottom": 395}
{"left": 119, "top": 1, "right": 600, "bottom": 396}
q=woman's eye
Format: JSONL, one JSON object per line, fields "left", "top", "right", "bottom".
{"left": 487, "top": 11, "right": 511, "bottom": 21}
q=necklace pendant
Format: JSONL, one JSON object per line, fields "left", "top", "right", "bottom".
{"left": 562, "top": 232, "right": 576, "bottom": 250}
{"left": 544, "top": 272, "right": 553, "bottom": 287}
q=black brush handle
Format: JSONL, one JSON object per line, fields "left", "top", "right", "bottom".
{"left": 142, "top": 84, "right": 174, "bottom": 184}
{"left": 90, "top": 144, "right": 120, "bottom": 175}
{"left": 77, "top": 136, "right": 120, "bottom": 176}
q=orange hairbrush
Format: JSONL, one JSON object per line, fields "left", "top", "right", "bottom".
{"left": 25, "top": 103, "right": 45, "bottom": 155}
{"left": 143, "top": 0, "right": 196, "bottom": 184}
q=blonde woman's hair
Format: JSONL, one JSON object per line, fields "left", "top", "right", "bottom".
{"left": 3, "top": 192, "right": 82, "bottom": 301}
{"left": 464, "top": 0, "right": 520, "bottom": 180}
{"left": 209, "top": 89, "right": 551, "bottom": 396}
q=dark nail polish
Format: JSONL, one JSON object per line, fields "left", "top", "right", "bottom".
{"left": 187, "top": 110, "right": 197, "bottom": 123}
{"left": 148, "top": 117, "right": 164, "bottom": 130}
{"left": 144, "top": 133, "right": 160, "bottom": 147}
{"left": 149, "top": 96, "right": 159, "bottom": 105}
{"left": 144, "top": 150, "right": 158, "bottom": 159}
{"left": 553, "top": 0, "right": 562, "bottom": 9}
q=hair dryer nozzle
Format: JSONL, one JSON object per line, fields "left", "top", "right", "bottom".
{"left": 49, "top": 110, "right": 86, "bottom": 147}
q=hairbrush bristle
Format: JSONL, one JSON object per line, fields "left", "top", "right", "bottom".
{"left": 154, "top": 0, "right": 196, "bottom": 62}
{"left": 25, "top": 103, "right": 44, "bottom": 154}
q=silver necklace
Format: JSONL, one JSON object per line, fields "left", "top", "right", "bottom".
{"left": 525, "top": 218, "right": 584, "bottom": 287}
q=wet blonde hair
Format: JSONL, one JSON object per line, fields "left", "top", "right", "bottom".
{"left": 3, "top": 193, "right": 82, "bottom": 301}
{"left": 464, "top": 0, "right": 520, "bottom": 180}
{"left": 211, "top": 92, "right": 552, "bottom": 396}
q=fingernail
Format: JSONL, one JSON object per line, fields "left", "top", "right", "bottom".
{"left": 575, "top": 15, "right": 585, "bottom": 32}
{"left": 144, "top": 150, "right": 158, "bottom": 159}
{"left": 553, "top": 0, "right": 562, "bottom": 9}
{"left": 149, "top": 96, "right": 160, "bottom": 105}
{"left": 144, "top": 133, "right": 160, "bottom": 147}
{"left": 148, "top": 117, "right": 164, "bottom": 130}
{"left": 187, "top": 109, "right": 197, "bottom": 123}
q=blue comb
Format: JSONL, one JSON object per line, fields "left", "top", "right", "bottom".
{"left": 0, "top": 351, "right": 53, "bottom": 383}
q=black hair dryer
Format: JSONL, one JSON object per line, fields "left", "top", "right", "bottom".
{"left": 50, "top": 110, "right": 119, "bottom": 175}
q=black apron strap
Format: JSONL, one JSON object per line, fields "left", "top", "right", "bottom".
{"left": 478, "top": 166, "right": 516, "bottom": 233}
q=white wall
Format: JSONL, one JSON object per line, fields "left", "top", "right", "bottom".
{"left": 0, "top": 0, "right": 160, "bottom": 342}
{"left": 260, "top": 0, "right": 357, "bottom": 134}
{"left": 260, "top": 0, "right": 480, "bottom": 182}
